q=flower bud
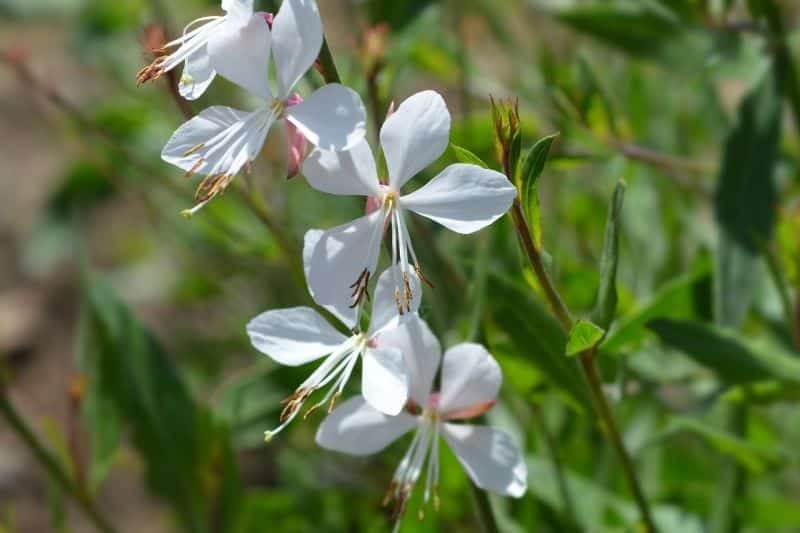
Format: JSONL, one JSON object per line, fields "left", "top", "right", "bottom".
{"left": 490, "top": 96, "right": 522, "bottom": 179}
{"left": 285, "top": 93, "right": 308, "bottom": 179}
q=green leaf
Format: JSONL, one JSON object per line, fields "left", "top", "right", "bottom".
{"left": 647, "top": 318, "right": 800, "bottom": 384}
{"left": 81, "top": 275, "right": 242, "bottom": 531}
{"left": 591, "top": 181, "right": 625, "bottom": 330}
{"left": 487, "top": 273, "right": 591, "bottom": 412}
{"left": 566, "top": 320, "right": 606, "bottom": 357}
{"left": 713, "top": 65, "right": 782, "bottom": 327}
{"left": 450, "top": 143, "right": 489, "bottom": 168}
{"left": 518, "top": 134, "right": 558, "bottom": 249}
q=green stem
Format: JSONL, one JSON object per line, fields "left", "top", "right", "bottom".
{"left": 470, "top": 483, "right": 501, "bottom": 533}
{"left": 0, "top": 387, "right": 118, "bottom": 533}
{"left": 761, "top": 0, "right": 800, "bottom": 135}
{"left": 317, "top": 37, "right": 342, "bottom": 84}
{"left": 530, "top": 403, "right": 576, "bottom": 523}
{"left": 709, "top": 405, "right": 747, "bottom": 533}
{"left": 508, "top": 194, "right": 659, "bottom": 532}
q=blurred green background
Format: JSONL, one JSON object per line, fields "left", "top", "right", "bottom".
{"left": 1, "top": 0, "right": 800, "bottom": 532}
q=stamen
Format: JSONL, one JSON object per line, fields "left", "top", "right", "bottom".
{"left": 403, "top": 272, "right": 412, "bottom": 312}
{"left": 415, "top": 264, "right": 435, "bottom": 289}
{"left": 394, "top": 287, "right": 403, "bottom": 315}
{"left": 349, "top": 268, "right": 371, "bottom": 308}
{"left": 136, "top": 56, "right": 167, "bottom": 85}
{"left": 184, "top": 158, "right": 204, "bottom": 179}
{"left": 195, "top": 173, "right": 233, "bottom": 201}
{"left": 182, "top": 143, "right": 206, "bottom": 157}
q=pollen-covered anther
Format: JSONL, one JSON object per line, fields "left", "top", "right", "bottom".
{"left": 182, "top": 143, "right": 205, "bottom": 157}
{"left": 135, "top": 56, "right": 167, "bottom": 86}
{"left": 414, "top": 265, "right": 435, "bottom": 289}
{"left": 195, "top": 173, "right": 233, "bottom": 202}
{"left": 279, "top": 387, "right": 312, "bottom": 423}
{"left": 183, "top": 158, "right": 205, "bottom": 179}
{"left": 389, "top": 485, "right": 411, "bottom": 522}
{"left": 245, "top": 160, "right": 254, "bottom": 175}
{"left": 402, "top": 272, "right": 413, "bottom": 312}
{"left": 382, "top": 482, "right": 398, "bottom": 507}
{"left": 394, "top": 287, "right": 404, "bottom": 315}
{"left": 348, "top": 268, "right": 371, "bottom": 308}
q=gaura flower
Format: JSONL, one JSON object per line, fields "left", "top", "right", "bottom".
{"left": 137, "top": 0, "right": 269, "bottom": 100}
{"left": 302, "top": 90, "right": 515, "bottom": 323}
{"left": 316, "top": 331, "right": 527, "bottom": 525}
{"left": 247, "top": 267, "right": 424, "bottom": 441}
{"left": 159, "top": 0, "right": 367, "bottom": 215}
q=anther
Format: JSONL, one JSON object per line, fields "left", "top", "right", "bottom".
{"left": 348, "top": 268, "right": 371, "bottom": 308}
{"left": 415, "top": 265, "right": 435, "bottom": 289}
{"left": 182, "top": 143, "right": 205, "bottom": 157}
{"left": 184, "top": 158, "right": 204, "bottom": 179}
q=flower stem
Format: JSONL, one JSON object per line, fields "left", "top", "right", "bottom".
{"left": 0, "top": 383, "right": 118, "bottom": 533}
{"left": 530, "top": 403, "right": 576, "bottom": 523}
{"left": 507, "top": 195, "right": 659, "bottom": 532}
{"left": 317, "top": 36, "right": 342, "bottom": 84}
{"left": 470, "top": 482, "right": 500, "bottom": 533}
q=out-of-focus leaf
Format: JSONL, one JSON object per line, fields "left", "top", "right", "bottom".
{"left": 591, "top": 181, "right": 625, "bottom": 330}
{"left": 362, "top": 0, "right": 436, "bottom": 29}
{"left": 518, "top": 134, "right": 558, "bottom": 249}
{"left": 82, "top": 275, "right": 242, "bottom": 531}
{"left": 487, "top": 273, "right": 591, "bottom": 412}
{"left": 556, "top": 4, "right": 682, "bottom": 58}
{"left": 661, "top": 416, "right": 780, "bottom": 473}
{"left": 603, "top": 258, "right": 711, "bottom": 352}
{"left": 450, "top": 143, "right": 489, "bottom": 168}
{"left": 647, "top": 318, "right": 800, "bottom": 384}
{"left": 714, "top": 65, "right": 782, "bottom": 327}
{"left": 47, "top": 162, "right": 116, "bottom": 221}
{"left": 566, "top": 320, "right": 605, "bottom": 357}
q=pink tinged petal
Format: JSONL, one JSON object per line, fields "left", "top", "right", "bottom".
{"left": 315, "top": 396, "right": 417, "bottom": 455}
{"left": 246, "top": 307, "right": 349, "bottom": 366}
{"left": 442, "top": 424, "right": 528, "bottom": 497}
{"left": 438, "top": 343, "right": 501, "bottom": 418}
{"left": 303, "top": 139, "right": 381, "bottom": 197}
{"left": 285, "top": 84, "right": 367, "bottom": 151}
{"left": 380, "top": 90, "right": 451, "bottom": 190}
{"left": 368, "top": 265, "right": 422, "bottom": 335}
{"left": 373, "top": 315, "right": 440, "bottom": 407}
{"left": 362, "top": 347, "right": 409, "bottom": 416}
{"left": 271, "top": 0, "right": 323, "bottom": 98}
{"left": 256, "top": 11, "right": 274, "bottom": 28}
{"left": 400, "top": 164, "right": 517, "bottom": 235}
{"left": 207, "top": 13, "right": 272, "bottom": 99}
{"left": 285, "top": 120, "right": 308, "bottom": 179}
{"left": 179, "top": 48, "right": 216, "bottom": 101}
{"left": 303, "top": 210, "right": 385, "bottom": 329}
{"left": 365, "top": 195, "right": 382, "bottom": 215}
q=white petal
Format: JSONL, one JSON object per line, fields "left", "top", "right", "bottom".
{"left": 303, "top": 210, "right": 384, "bottom": 329}
{"left": 438, "top": 343, "right": 501, "bottom": 417}
{"left": 303, "top": 140, "right": 381, "bottom": 197}
{"left": 373, "top": 315, "right": 440, "bottom": 407}
{"left": 222, "top": 0, "right": 253, "bottom": 21}
{"left": 442, "top": 424, "right": 527, "bottom": 497}
{"left": 286, "top": 84, "right": 367, "bottom": 151}
{"left": 179, "top": 48, "right": 216, "bottom": 100}
{"left": 207, "top": 14, "right": 272, "bottom": 99}
{"left": 362, "top": 347, "right": 409, "bottom": 416}
{"left": 161, "top": 106, "right": 275, "bottom": 177}
{"left": 368, "top": 265, "right": 422, "bottom": 335}
{"left": 315, "top": 396, "right": 417, "bottom": 455}
{"left": 271, "top": 0, "right": 322, "bottom": 97}
{"left": 246, "top": 307, "right": 348, "bottom": 366}
{"left": 380, "top": 90, "right": 450, "bottom": 190}
{"left": 400, "top": 164, "right": 516, "bottom": 235}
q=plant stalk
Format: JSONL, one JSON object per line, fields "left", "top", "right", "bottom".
{"left": 0, "top": 387, "right": 118, "bottom": 533}
{"left": 530, "top": 403, "right": 576, "bottom": 523}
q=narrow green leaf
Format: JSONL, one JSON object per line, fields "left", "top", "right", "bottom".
{"left": 518, "top": 133, "right": 558, "bottom": 249}
{"left": 647, "top": 318, "right": 800, "bottom": 384}
{"left": 566, "top": 320, "right": 606, "bottom": 357}
{"left": 591, "top": 181, "right": 626, "bottom": 330}
{"left": 450, "top": 143, "right": 489, "bottom": 168}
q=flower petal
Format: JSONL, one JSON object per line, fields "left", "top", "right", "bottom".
{"left": 373, "top": 315, "right": 440, "bottom": 407}
{"left": 207, "top": 14, "right": 272, "bottom": 99}
{"left": 316, "top": 396, "right": 417, "bottom": 455}
{"left": 286, "top": 84, "right": 367, "bottom": 151}
{"left": 442, "top": 424, "right": 527, "bottom": 497}
{"left": 303, "top": 140, "right": 381, "bottom": 196}
{"left": 303, "top": 210, "right": 385, "bottom": 329}
{"left": 161, "top": 106, "right": 275, "bottom": 178}
{"left": 380, "top": 90, "right": 450, "bottom": 190}
{"left": 222, "top": 0, "right": 254, "bottom": 21}
{"left": 179, "top": 48, "right": 216, "bottom": 101}
{"left": 368, "top": 265, "right": 422, "bottom": 335}
{"left": 438, "top": 343, "right": 501, "bottom": 418}
{"left": 271, "top": 0, "right": 322, "bottom": 98}
{"left": 400, "top": 164, "right": 516, "bottom": 234}
{"left": 362, "top": 347, "right": 409, "bottom": 416}
{"left": 247, "top": 307, "right": 348, "bottom": 366}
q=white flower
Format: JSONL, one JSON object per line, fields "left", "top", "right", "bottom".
{"left": 316, "top": 331, "right": 527, "bottom": 525}
{"left": 158, "top": 0, "right": 367, "bottom": 215}
{"left": 302, "top": 90, "right": 516, "bottom": 323}
{"left": 137, "top": 0, "right": 267, "bottom": 100}
{"left": 247, "top": 267, "right": 424, "bottom": 441}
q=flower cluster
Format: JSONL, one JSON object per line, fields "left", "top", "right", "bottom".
{"left": 139, "top": 0, "right": 525, "bottom": 526}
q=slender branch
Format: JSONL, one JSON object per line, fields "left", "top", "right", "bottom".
{"left": 317, "top": 37, "right": 342, "bottom": 85}
{"left": 507, "top": 189, "right": 659, "bottom": 532}
{"left": 794, "top": 299, "right": 800, "bottom": 351}
{"left": 530, "top": 403, "right": 576, "bottom": 523}
{"left": 0, "top": 384, "right": 118, "bottom": 533}
{"left": 761, "top": 0, "right": 800, "bottom": 136}
{"left": 470, "top": 483, "right": 500, "bottom": 533}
